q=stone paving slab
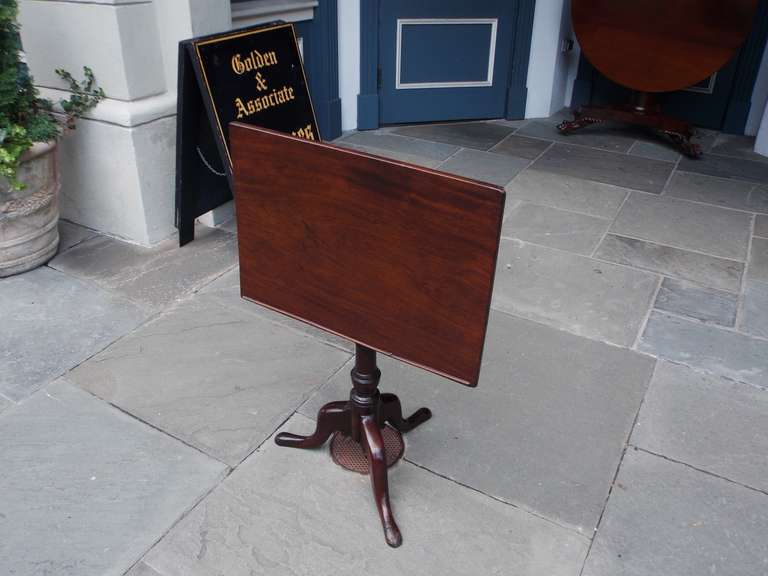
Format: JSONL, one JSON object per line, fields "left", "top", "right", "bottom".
{"left": 531, "top": 108, "right": 575, "bottom": 126}
{"left": 664, "top": 171, "right": 758, "bottom": 212}
{"left": 58, "top": 220, "right": 98, "bottom": 252}
{"left": 489, "top": 133, "right": 552, "bottom": 159}
{"left": 709, "top": 133, "right": 768, "bottom": 163}
{"left": 582, "top": 449, "right": 768, "bottom": 576}
{"left": 755, "top": 214, "right": 768, "bottom": 237}
{"left": 516, "top": 120, "right": 635, "bottom": 153}
{"left": 488, "top": 118, "right": 529, "bottom": 129}
{"left": 392, "top": 121, "right": 515, "bottom": 150}
{"left": 505, "top": 169, "right": 629, "bottom": 220}
{"left": 214, "top": 293, "right": 354, "bottom": 352}
{"left": 68, "top": 295, "right": 351, "bottom": 466}
{"left": 678, "top": 151, "right": 768, "bottom": 183}
{"left": 0, "top": 266, "right": 148, "bottom": 402}
{"left": 50, "top": 225, "right": 238, "bottom": 310}
{"left": 199, "top": 271, "right": 353, "bottom": 352}
{"left": 198, "top": 266, "right": 239, "bottom": 295}
{"left": 748, "top": 236, "right": 768, "bottom": 283}
{"left": 632, "top": 361, "right": 768, "bottom": 492}
{"left": 639, "top": 311, "right": 768, "bottom": 388}
{"left": 142, "top": 413, "right": 590, "bottom": 576}
{"left": 627, "top": 140, "right": 680, "bottom": 162}
{"left": 127, "top": 563, "right": 164, "bottom": 576}
{"left": 664, "top": 172, "right": 768, "bottom": 212}
{"left": 653, "top": 277, "right": 738, "bottom": 326}
{"left": 738, "top": 185, "right": 768, "bottom": 214}
{"left": 219, "top": 216, "right": 237, "bottom": 234}
{"left": 438, "top": 148, "right": 529, "bottom": 186}
{"left": 594, "top": 234, "right": 743, "bottom": 293}
{"left": 492, "top": 239, "right": 659, "bottom": 347}
{"left": 740, "top": 280, "right": 768, "bottom": 339}
{"left": 0, "top": 380, "right": 227, "bottom": 576}
{"left": 302, "top": 311, "right": 655, "bottom": 532}
{"left": 611, "top": 192, "right": 751, "bottom": 261}
{"left": 338, "top": 131, "right": 459, "bottom": 161}
{"left": 735, "top": 183, "right": 767, "bottom": 213}
{"left": 531, "top": 143, "right": 673, "bottom": 193}
{"left": 502, "top": 203, "right": 610, "bottom": 255}
{"left": 692, "top": 127, "right": 721, "bottom": 152}
{"left": 0, "top": 394, "right": 9, "bottom": 415}
{"left": 336, "top": 141, "right": 444, "bottom": 168}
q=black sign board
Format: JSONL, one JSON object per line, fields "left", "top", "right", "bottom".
{"left": 175, "top": 21, "right": 319, "bottom": 245}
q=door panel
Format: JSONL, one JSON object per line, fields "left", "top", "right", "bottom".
{"left": 379, "top": 0, "right": 517, "bottom": 124}
{"left": 663, "top": 58, "right": 740, "bottom": 129}
{"left": 398, "top": 21, "right": 496, "bottom": 86}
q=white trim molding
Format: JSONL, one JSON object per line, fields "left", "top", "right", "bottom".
{"left": 395, "top": 18, "right": 498, "bottom": 90}
{"left": 231, "top": 0, "right": 318, "bottom": 27}
{"left": 684, "top": 72, "right": 718, "bottom": 95}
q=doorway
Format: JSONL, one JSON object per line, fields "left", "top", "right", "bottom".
{"left": 359, "top": 0, "right": 535, "bottom": 128}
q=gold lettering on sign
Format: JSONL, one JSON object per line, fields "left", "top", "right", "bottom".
{"left": 227, "top": 42, "right": 314, "bottom": 141}
{"left": 234, "top": 86, "right": 296, "bottom": 119}
{"left": 231, "top": 50, "right": 278, "bottom": 75}
{"left": 291, "top": 124, "right": 316, "bottom": 141}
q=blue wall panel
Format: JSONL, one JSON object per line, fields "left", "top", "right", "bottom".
{"left": 400, "top": 23, "right": 493, "bottom": 84}
{"left": 295, "top": 0, "right": 341, "bottom": 140}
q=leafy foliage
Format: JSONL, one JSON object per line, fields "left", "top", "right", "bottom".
{"left": 56, "top": 67, "right": 105, "bottom": 130}
{"left": 0, "top": 0, "right": 104, "bottom": 189}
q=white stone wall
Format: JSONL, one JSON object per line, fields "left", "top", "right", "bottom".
{"left": 746, "top": 40, "right": 768, "bottom": 137}
{"left": 20, "top": 0, "right": 323, "bottom": 243}
{"left": 525, "top": 0, "right": 580, "bottom": 118}
{"left": 753, "top": 108, "right": 768, "bottom": 158}
{"left": 20, "top": 0, "right": 230, "bottom": 245}
{"left": 337, "top": 0, "right": 359, "bottom": 132}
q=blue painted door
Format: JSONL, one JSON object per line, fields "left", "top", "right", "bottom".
{"left": 662, "top": 60, "right": 741, "bottom": 130}
{"left": 379, "top": 0, "right": 518, "bottom": 124}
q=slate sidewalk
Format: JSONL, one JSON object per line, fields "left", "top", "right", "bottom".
{"left": 2, "top": 115, "right": 768, "bottom": 576}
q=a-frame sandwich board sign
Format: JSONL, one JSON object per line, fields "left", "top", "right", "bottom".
{"left": 175, "top": 21, "right": 319, "bottom": 246}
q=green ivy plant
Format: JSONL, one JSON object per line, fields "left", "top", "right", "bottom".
{"left": 0, "top": 0, "right": 104, "bottom": 190}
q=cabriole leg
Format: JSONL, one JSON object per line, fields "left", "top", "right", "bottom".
{"left": 361, "top": 415, "right": 402, "bottom": 547}
{"left": 275, "top": 400, "right": 350, "bottom": 448}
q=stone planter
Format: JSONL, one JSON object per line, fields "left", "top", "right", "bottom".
{"left": 0, "top": 141, "right": 60, "bottom": 277}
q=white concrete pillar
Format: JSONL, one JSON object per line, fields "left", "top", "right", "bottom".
{"left": 525, "top": 0, "right": 579, "bottom": 118}
{"left": 20, "top": 0, "right": 230, "bottom": 245}
{"left": 338, "top": 0, "right": 360, "bottom": 132}
{"left": 755, "top": 102, "right": 768, "bottom": 156}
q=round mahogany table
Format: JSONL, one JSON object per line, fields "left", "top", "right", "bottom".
{"left": 559, "top": 0, "right": 759, "bottom": 156}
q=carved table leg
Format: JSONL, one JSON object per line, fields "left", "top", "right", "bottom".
{"left": 361, "top": 415, "right": 402, "bottom": 548}
{"left": 380, "top": 392, "right": 432, "bottom": 432}
{"left": 659, "top": 130, "right": 702, "bottom": 158}
{"left": 273, "top": 345, "right": 430, "bottom": 547}
{"left": 275, "top": 400, "right": 350, "bottom": 448}
{"left": 557, "top": 111, "right": 602, "bottom": 134}
{"left": 556, "top": 96, "right": 704, "bottom": 159}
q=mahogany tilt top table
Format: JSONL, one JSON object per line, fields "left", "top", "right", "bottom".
{"left": 230, "top": 123, "right": 505, "bottom": 546}
{"left": 559, "top": 0, "right": 759, "bottom": 157}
